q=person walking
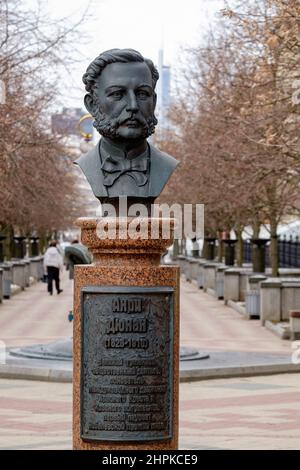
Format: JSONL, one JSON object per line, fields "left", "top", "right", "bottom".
{"left": 43, "top": 240, "right": 63, "bottom": 295}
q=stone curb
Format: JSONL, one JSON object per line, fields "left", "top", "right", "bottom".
{"left": 227, "top": 299, "right": 247, "bottom": 316}
{"left": 265, "top": 320, "right": 290, "bottom": 340}
{"left": 0, "top": 365, "right": 72, "bottom": 383}
{"left": 180, "top": 362, "right": 300, "bottom": 382}
{"left": 11, "top": 285, "right": 22, "bottom": 296}
{"left": 206, "top": 287, "right": 217, "bottom": 298}
{"left": 0, "top": 362, "right": 300, "bottom": 384}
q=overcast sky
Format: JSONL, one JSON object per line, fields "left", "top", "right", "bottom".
{"left": 40, "top": 0, "right": 226, "bottom": 107}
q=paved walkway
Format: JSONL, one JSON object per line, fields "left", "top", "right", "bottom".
{"left": 0, "top": 270, "right": 298, "bottom": 449}
{"left": 181, "top": 279, "right": 290, "bottom": 354}
{"left": 0, "top": 270, "right": 73, "bottom": 348}
{"left": 0, "top": 272, "right": 292, "bottom": 355}
{"left": 1, "top": 373, "right": 299, "bottom": 450}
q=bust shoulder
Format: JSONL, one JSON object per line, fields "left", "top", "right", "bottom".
{"left": 74, "top": 140, "right": 179, "bottom": 200}
{"left": 149, "top": 144, "right": 179, "bottom": 170}
{"left": 74, "top": 142, "right": 107, "bottom": 197}
{"left": 148, "top": 143, "right": 179, "bottom": 197}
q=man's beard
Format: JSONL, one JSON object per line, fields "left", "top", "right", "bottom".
{"left": 91, "top": 101, "right": 158, "bottom": 139}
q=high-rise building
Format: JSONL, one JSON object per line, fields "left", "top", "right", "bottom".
{"left": 156, "top": 49, "right": 172, "bottom": 134}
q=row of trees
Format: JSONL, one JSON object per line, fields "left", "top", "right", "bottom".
{"left": 160, "top": 0, "right": 300, "bottom": 276}
{"left": 0, "top": 0, "right": 89, "bottom": 255}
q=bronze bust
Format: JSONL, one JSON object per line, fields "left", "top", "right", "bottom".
{"left": 75, "top": 49, "right": 179, "bottom": 209}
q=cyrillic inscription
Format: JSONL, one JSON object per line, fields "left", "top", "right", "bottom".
{"left": 80, "top": 286, "right": 173, "bottom": 441}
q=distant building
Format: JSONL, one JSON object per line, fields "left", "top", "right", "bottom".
{"left": 51, "top": 107, "right": 93, "bottom": 137}
{"left": 156, "top": 49, "right": 172, "bottom": 134}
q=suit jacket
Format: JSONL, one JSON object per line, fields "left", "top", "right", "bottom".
{"left": 74, "top": 139, "right": 179, "bottom": 199}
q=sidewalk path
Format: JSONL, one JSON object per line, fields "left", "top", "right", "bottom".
{"left": 180, "top": 279, "right": 291, "bottom": 355}
{"left": 0, "top": 270, "right": 73, "bottom": 348}
{"left": 0, "top": 271, "right": 292, "bottom": 355}
{"left": 0, "top": 373, "right": 299, "bottom": 450}
{"left": 0, "top": 272, "right": 299, "bottom": 449}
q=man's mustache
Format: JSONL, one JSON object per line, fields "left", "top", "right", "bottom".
{"left": 119, "top": 115, "right": 147, "bottom": 126}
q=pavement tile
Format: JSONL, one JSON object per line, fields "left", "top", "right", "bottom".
{"left": 0, "top": 373, "right": 299, "bottom": 449}
{"left": 0, "top": 272, "right": 299, "bottom": 449}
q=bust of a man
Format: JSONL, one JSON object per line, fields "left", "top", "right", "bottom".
{"left": 75, "top": 49, "right": 179, "bottom": 209}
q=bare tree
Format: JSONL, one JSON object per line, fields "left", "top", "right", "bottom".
{"left": 0, "top": 0, "right": 90, "bottom": 254}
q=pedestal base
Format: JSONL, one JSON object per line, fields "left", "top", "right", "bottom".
{"left": 73, "top": 218, "right": 180, "bottom": 450}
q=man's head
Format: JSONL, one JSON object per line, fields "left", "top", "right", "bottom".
{"left": 82, "top": 49, "right": 159, "bottom": 141}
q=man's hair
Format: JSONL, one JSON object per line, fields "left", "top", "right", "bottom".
{"left": 82, "top": 48, "right": 159, "bottom": 94}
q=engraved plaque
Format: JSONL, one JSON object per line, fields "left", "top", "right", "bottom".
{"left": 80, "top": 286, "right": 174, "bottom": 442}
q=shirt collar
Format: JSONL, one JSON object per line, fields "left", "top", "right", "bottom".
{"left": 100, "top": 137, "right": 148, "bottom": 161}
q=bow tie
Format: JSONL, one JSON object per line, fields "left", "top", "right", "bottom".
{"left": 101, "top": 155, "right": 148, "bottom": 187}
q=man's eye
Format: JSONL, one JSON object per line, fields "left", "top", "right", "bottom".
{"left": 109, "top": 91, "right": 123, "bottom": 98}
{"left": 137, "top": 90, "right": 149, "bottom": 98}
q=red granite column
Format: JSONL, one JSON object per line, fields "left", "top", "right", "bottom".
{"left": 73, "top": 217, "right": 180, "bottom": 450}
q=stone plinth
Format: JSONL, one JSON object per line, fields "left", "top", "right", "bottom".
{"left": 281, "top": 281, "right": 300, "bottom": 321}
{"left": 0, "top": 263, "right": 12, "bottom": 298}
{"left": 22, "top": 260, "right": 30, "bottom": 287}
{"left": 196, "top": 259, "right": 207, "bottom": 289}
{"left": 260, "top": 278, "right": 300, "bottom": 325}
{"left": 29, "top": 257, "right": 41, "bottom": 281}
{"left": 185, "top": 258, "right": 198, "bottom": 282}
{"left": 73, "top": 217, "right": 180, "bottom": 450}
{"left": 224, "top": 268, "right": 254, "bottom": 304}
{"left": 290, "top": 311, "right": 300, "bottom": 340}
{"left": 203, "top": 262, "right": 218, "bottom": 292}
{"left": 260, "top": 279, "right": 282, "bottom": 325}
{"left": 29, "top": 256, "right": 43, "bottom": 281}
{"left": 239, "top": 272, "right": 249, "bottom": 302}
{"left": 11, "top": 261, "right": 26, "bottom": 289}
{"left": 224, "top": 269, "right": 240, "bottom": 304}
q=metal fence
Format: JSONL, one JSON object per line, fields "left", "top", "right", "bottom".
{"left": 243, "top": 236, "right": 300, "bottom": 268}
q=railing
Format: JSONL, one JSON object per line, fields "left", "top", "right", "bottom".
{"left": 243, "top": 236, "right": 300, "bottom": 268}
{"left": 243, "top": 240, "right": 252, "bottom": 263}
{"left": 278, "top": 236, "right": 300, "bottom": 268}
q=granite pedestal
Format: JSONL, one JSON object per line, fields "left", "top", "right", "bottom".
{"left": 73, "top": 217, "right": 180, "bottom": 450}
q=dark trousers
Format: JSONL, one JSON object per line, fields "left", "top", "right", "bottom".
{"left": 47, "top": 266, "right": 60, "bottom": 294}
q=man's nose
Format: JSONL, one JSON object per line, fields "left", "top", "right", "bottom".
{"left": 126, "top": 91, "right": 138, "bottom": 113}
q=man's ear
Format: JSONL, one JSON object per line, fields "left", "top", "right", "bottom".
{"left": 84, "top": 93, "right": 94, "bottom": 114}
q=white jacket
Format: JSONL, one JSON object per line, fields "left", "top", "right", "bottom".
{"left": 43, "top": 247, "right": 63, "bottom": 270}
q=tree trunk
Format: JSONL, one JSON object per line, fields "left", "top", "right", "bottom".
{"left": 39, "top": 231, "right": 51, "bottom": 254}
{"left": 270, "top": 218, "right": 279, "bottom": 277}
{"left": 235, "top": 227, "right": 244, "bottom": 267}
{"left": 7, "top": 225, "right": 14, "bottom": 260}
{"left": 252, "top": 221, "right": 261, "bottom": 239}
{"left": 217, "top": 231, "right": 223, "bottom": 263}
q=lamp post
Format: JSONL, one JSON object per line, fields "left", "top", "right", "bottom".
{"left": 250, "top": 238, "right": 269, "bottom": 273}
{"left": 203, "top": 237, "right": 216, "bottom": 260}
{"left": 30, "top": 237, "right": 40, "bottom": 257}
{"left": 0, "top": 236, "right": 6, "bottom": 262}
{"left": 12, "top": 236, "right": 26, "bottom": 259}
{"left": 223, "top": 239, "right": 237, "bottom": 266}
